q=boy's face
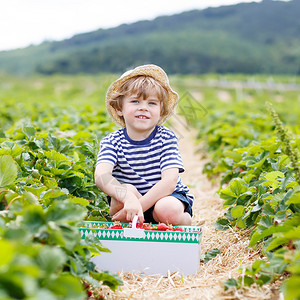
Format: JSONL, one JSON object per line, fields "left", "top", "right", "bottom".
{"left": 116, "top": 89, "right": 161, "bottom": 138}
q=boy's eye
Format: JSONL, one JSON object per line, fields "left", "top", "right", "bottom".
{"left": 149, "top": 102, "right": 157, "bottom": 105}
{"left": 131, "top": 100, "right": 139, "bottom": 103}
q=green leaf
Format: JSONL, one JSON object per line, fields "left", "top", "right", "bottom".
{"left": 275, "top": 211, "right": 286, "bottom": 221}
{"left": 286, "top": 215, "right": 300, "bottom": 227}
{"left": 259, "top": 215, "right": 274, "bottom": 228}
{"left": 50, "top": 168, "right": 68, "bottom": 175}
{"left": 82, "top": 235, "right": 111, "bottom": 257}
{"left": 265, "top": 227, "right": 300, "bottom": 251}
{"left": 0, "top": 142, "right": 22, "bottom": 157}
{"left": 41, "top": 189, "right": 68, "bottom": 205}
{"left": 251, "top": 260, "right": 266, "bottom": 273}
{"left": 0, "top": 239, "right": 15, "bottom": 267}
{"left": 242, "top": 275, "right": 255, "bottom": 286}
{"left": 222, "top": 196, "right": 237, "bottom": 208}
{"left": 220, "top": 187, "right": 236, "bottom": 202}
{"left": 22, "top": 205, "right": 45, "bottom": 233}
{"left": 262, "top": 203, "right": 275, "bottom": 215}
{"left": 224, "top": 150, "right": 242, "bottom": 162}
{"left": 4, "top": 227, "right": 29, "bottom": 242}
{"left": 23, "top": 185, "right": 48, "bottom": 197}
{"left": 230, "top": 178, "right": 248, "bottom": 197}
{"left": 44, "top": 150, "right": 71, "bottom": 164}
{"left": 200, "top": 248, "right": 221, "bottom": 263}
{"left": 46, "top": 201, "right": 86, "bottom": 223}
{"left": 22, "top": 125, "right": 36, "bottom": 140}
{"left": 262, "top": 171, "right": 285, "bottom": 189}
{"left": 46, "top": 221, "right": 66, "bottom": 248}
{"left": 59, "top": 225, "right": 81, "bottom": 251}
{"left": 58, "top": 176, "right": 83, "bottom": 193}
{"left": 236, "top": 217, "right": 247, "bottom": 229}
{"left": 247, "top": 157, "right": 266, "bottom": 168}
{"left": 69, "top": 255, "right": 86, "bottom": 275}
{"left": 37, "top": 246, "right": 66, "bottom": 274}
{"left": 223, "top": 278, "right": 238, "bottom": 290}
{"left": 286, "top": 191, "right": 300, "bottom": 205}
{"left": 0, "top": 155, "right": 18, "bottom": 187}
{"left": 249, "top": 225, "right": 292, "bottom": 246}
{"left": 256, "top": 273, "right": 272, "bottom": 286}
{"left": 213, "top": 218, "right": 231, "bottom": 231}
{"left": 68, "top": 195, "right": 90, "bottom": 207}
{"left": 287, "top": 262, "right": 300, "bottom": 274}
{"left": 89, "top": 271, "right": 123, "bottom": 291}
{"left": 282, "top": 275, "right": 300, "bottom": 300}
{"left": 231, "top": 205, "right": 245, "bottom": 219}
{"left": 44, "top": 274, "right": 86, "bottom": 299}
{"left": 22, "top": 192, "right": 40, "bottom": 205}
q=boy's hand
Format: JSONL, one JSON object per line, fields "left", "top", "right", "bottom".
{"left": 112, "top": 197, "right": 144, "bottom": 223}
{"left": 124, "top": 198, "right": 144, "bottom": 223}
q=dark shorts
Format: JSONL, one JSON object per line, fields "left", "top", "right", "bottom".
{"left": 107, "top": 191, "right": 193, "bottom": 224}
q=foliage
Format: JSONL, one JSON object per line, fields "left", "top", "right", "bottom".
{"left": 0, "top": 75, "right": 122, "bottom": 298}
{"left": 0, "top": 0, "right": 300, "bottom": 75}
{"left": 266, "top": 102, "right": 300, "bottom": 184}
{"left": 0, "top": 164, "right": 121, "bottom": 299}
{"left": 185, "top": 78, "right": 300, "bottom": 298}
{"left": 218, "top": 121, "right": 299, "bottom": 299}
{"left": 200, "top": 248, "right": 221, "bottom": 264}
{"left": 1, "top": 72, "right": 300, "bottom": 298}
{"left": 183, "top": 85, "right": 300, "bottom": 181}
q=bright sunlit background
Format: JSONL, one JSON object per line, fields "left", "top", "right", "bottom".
{"left": 0, "top": 0, "right": 262, "bottom": 51}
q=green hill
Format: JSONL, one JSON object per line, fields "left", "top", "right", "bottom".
{"left": 0, "top": 0, "right": 300, "bottom": 75}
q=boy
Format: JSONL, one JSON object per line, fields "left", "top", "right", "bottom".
{"left": 94, "top": 64, "right": 194, "bottom": 225}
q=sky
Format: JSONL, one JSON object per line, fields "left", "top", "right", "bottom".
{"left": 0, "top": 0, "right": 262, "bottom": 51}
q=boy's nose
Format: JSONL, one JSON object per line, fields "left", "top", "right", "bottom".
{"left": 138, "top": 102, "right": 148, "bottom": 110}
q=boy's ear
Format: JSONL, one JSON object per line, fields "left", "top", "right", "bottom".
{"left": 116, "top": 109, "right": 123, "bottom": 116}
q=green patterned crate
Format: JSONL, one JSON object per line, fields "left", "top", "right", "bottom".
{"left": 79, "top": 216, "right": 202, "bottom": 275}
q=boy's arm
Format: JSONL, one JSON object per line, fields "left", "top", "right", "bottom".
{"left": 94, "top": 162, "right": 143, "bottom": 222}
{"left": 95, "top": 162, "right": 123, "bottom": 200}
{"left": 139, "top": 168, "right": 179, "bottom": 212}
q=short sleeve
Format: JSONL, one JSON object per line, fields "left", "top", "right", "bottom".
{"left": 160, "top": 134, "right": 184, "bottom": 173}
{"left": 96, "top": 138, "right": 117, "bottom": 166}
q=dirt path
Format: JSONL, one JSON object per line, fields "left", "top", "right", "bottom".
{"left": 100, "top": 117, "right": 281, "bottom": 300}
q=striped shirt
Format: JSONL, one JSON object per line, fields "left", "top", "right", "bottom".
{"left": 96, "top": 125, "right": 194, "bottom": 206}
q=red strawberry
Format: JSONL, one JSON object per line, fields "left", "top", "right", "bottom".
{"left": 87, "top": 290, "right": 92, "bottom": 297}
{"left": 174, "top": 227, "right": 184, "bottom": 232}
{"left": 109, "top": 221, "right": 123, "bottom": 229}
{"left": 144, "top": 225, "right": 152, "bottom": 231}
{"left": 156, "top": 223, "right": 169, "bottom": 231}
{"left": 109, "top": 224, "right": 123, "bottom": 229}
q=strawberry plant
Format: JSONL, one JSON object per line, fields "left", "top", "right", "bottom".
{"left": 0, "top": 155, "right": 121, "bottom": 299}
{"left": 0, "top": 75, "right": 121, "bottom": 298}
{"left": 175, "top": 75, "right": 300, "bottom": 298}
{"left": 197, "top": 102, "right": 300, "bottom": 297}
{"left": 1, "top": 73, "right": 300, "bottom": 298}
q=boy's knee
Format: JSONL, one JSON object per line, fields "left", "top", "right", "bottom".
{"left": 153, "top": 196, "right": 185, "bottom": 225}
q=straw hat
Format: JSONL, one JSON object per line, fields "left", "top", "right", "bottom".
{"left": 105, "top": 64, "right": 179, "bottom": 127}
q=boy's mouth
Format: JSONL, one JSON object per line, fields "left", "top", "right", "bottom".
{"left": 136, "top": 115, "right": 149, "bottom": 119}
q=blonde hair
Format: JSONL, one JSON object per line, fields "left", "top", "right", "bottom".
{"left": 108, "top": 75, "right": 169, "bottom": 122}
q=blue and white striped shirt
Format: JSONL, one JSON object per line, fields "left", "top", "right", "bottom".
{"left": 96, "top": 126, "right": 194, "bottom": 206}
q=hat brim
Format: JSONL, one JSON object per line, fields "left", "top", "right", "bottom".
{"left": 106, "top": 64, "right": 178, "bottom": 127}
